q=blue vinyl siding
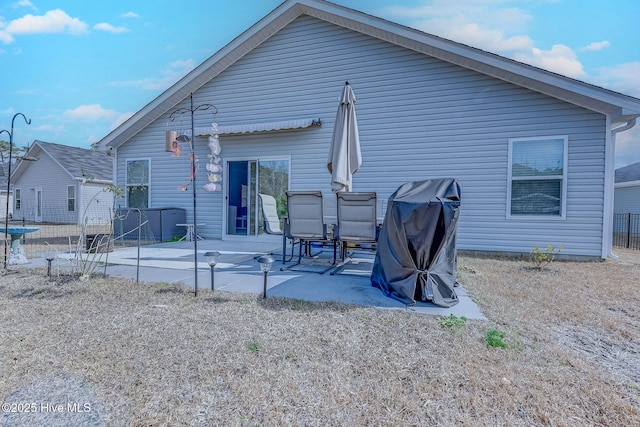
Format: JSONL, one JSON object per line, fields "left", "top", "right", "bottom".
{"left": 11, "top": 148, "right": 78, "bottom": 224}
{"left": 114, "top": 15, "right": 607, "bottom": 257}
{"left": 615, "top": 186, "right": 640, "bottom": 214}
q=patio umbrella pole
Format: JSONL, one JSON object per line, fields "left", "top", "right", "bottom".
{"left": 168, "top": 94, "right": 218, "bottom": 297}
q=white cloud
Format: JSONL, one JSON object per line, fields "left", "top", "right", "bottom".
{"left": 593, "top": 62, "right": 640, "bottom": 98}
{"left": 34, "top": 123, "right": 64, "bottom": 133}
{"left": 380, "top": 1, "right": 589, "bottom": 78}
{"left": 12, "top": 87, "right": 38, "bottom": 95}
{"left": 110, "top": 59, "right": 195, "bottom": 90}
{"left": 579, "top": 41, "right": 610, "bottom": 52}
{"left": 12, "top": 0, "right": 36, "bottom": 10}
{"left": 436, "top": 22, "right": 533, "bottom": 53}
{"left": 0, "top": 25, "right": 15, "bottom": 44}
{"left": 63, "top": 104, "right": 119, "bottom": 120}
{"left": 110, "top": 112, "right": 134, "bottom": 130}
{"left": 515, "top": 44, "right": 586, "bottom": 78}
{"left": 4, "top": 9, "right": 88, "bottom": 40}
{"left": 382, "top": 1, "right": 639, "bottom": 99}
{"left": 383, "top": 1, "right": 532, "bottom": 29}
{"left": 383, "top": 1, "right": 533, "bottom": 47}
{"left": 94, "top": 22, "right": 129, "bottom": 34}
{"left": 121, "top": 12, "right": 139, "bottom": 18}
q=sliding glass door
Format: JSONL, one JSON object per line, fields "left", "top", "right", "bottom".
{"left": 226, "top": 158, "right": 289, "bottom": 238}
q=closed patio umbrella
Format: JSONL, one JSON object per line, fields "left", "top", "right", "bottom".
{"left": 328, "top": 82, "right": 362, "bottom": 192}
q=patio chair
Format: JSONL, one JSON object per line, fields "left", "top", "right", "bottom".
{"left": 331, "top": 191, "right": 378, "bottom": 275}
{"left": 258, "top": 193, "right": 282, "bottom": 234}
{"left": 258, "top": 193, "right": 293, "bottom": 262}
{"left": 281, "top": 190, "right": 336, "bottom": 274}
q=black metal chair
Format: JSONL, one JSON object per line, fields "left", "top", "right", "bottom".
{"left": 281, "top": 190, "right": 336, "bottom": 274}
{"left": 331, "top": 191, "right": 378, "bottom": 275}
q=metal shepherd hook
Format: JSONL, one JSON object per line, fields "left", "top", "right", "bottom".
{"left": 1, "top": 112, "right": 32, "bottom": 270}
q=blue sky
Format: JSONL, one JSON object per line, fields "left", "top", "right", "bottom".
{"left": 1, "top": 0, "right": 639, "bottom": 167}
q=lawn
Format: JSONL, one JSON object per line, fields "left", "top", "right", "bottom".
{"left": 1, "top": 249, "right": 639, "bottom": 426}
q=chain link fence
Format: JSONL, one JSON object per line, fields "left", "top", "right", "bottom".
{"left": 11, "top": 205, "right": 640, "bottom": 261}
{"left": 4, "top": 204, "right": 185, "bottom": 262}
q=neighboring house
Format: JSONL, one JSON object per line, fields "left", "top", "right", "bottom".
{"left": 614, "top": 162, "right": 640, "bottom": 214}
{"left": 0, "top": 164, "right": 12, "bottom": 219}
{"left": 10, "top": 140, "right": 114, "bottom": 224}
{"left": 95, "top": 0, "right": 640, "bottom": 259}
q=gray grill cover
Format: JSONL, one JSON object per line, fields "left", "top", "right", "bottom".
{"left": 371, "top": 178, "right": 461, "bottom": 307}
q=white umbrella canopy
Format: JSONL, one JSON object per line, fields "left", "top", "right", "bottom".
{"left": 327, "top": 82, "right": 362, "bottom": 192}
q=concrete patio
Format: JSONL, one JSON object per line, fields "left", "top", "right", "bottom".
{"left": 29, "top": 239, "right": 485, "bottom": 320}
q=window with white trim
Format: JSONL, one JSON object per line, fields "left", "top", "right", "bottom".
{"left": 14, "top": 188, "right": 21, "bottom": 211}
{"left": 126, "top": 159, "right": 150, "bottom": 209}
{"left": 67, "top": 185, "right": 75, "bottom": 212}
{"left": 508, "top": 136, "right": 567, "bottom": 218}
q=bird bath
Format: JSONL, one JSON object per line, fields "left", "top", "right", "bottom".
{"left": 1, "top": 226, "right": 40, "bottom": 265}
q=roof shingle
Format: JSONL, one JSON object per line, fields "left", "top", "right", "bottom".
{"left": 615, "top": 161, "right": 640, "bottom": 183}
{"left": 32, "top": 140, "right": 112, "bottom": 182}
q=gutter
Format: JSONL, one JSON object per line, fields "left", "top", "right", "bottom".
{"left": 606, "top": 117, "right": 638, "bottom": 259}
{"left": 612, "top": 117, "right": 637, "bottom": 135}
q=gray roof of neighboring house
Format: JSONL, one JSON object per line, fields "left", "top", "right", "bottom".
{"left": 27, "top": 140, "right": 113, "bottom": 182}
{"left": 615, "top": 161, "right": 640, "bottom": 183}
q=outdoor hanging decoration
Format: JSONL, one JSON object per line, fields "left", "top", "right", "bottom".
{"left": 204, "top": 122, "right": 222, "bottom": 192}
{"left": 165, "top": 130, "right": 178, "bottom": 154}
{"left": 167, "top": 95, "right": 218, "bottom": 297}
{"left": 177, "top": 151, "right": 199, "bottom": 191}
{"left": 166, "top": 123, "right": 198, "bottom": 191}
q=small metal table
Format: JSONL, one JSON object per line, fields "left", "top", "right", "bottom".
{"left": 177, "top": 223, "right": 204, "bottom": 241}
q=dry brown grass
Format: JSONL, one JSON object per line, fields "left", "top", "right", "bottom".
{"left": 1, "top": 249, "right": 639, "bottom": 426}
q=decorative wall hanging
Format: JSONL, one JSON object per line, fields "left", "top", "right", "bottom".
{"left": 204, "top": 122, "right": 222, "bottom": 192}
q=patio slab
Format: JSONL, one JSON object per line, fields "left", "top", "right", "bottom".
{"left": 30, "top": 239, "right": 485, "bottom": 320}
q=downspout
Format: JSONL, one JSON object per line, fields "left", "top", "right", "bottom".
{"left": 604, "top": 117, "right": 637, "bottom": 259}
{"left": 112, "top": 147, "right": 117, "bottom": 192}
{"left": 111, "top": 147, "right": 118, "bottom": 206}
{"left": 79, "top": 178, "right": 86, "bottom": 226}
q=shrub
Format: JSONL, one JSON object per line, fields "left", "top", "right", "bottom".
{"left": 530, "top": 244, "right": 563, "bottom": 270}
